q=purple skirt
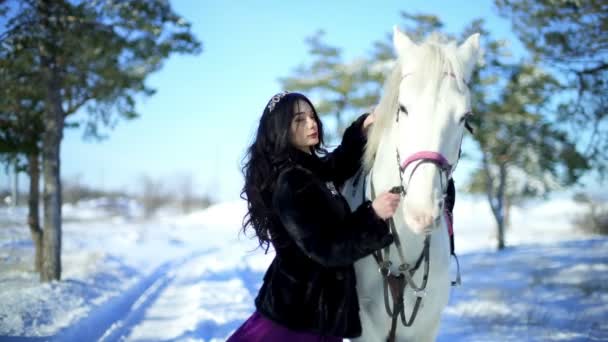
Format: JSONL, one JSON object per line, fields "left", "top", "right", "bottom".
{"left": 227, "top": 311, "right": 342, "bottom": 342}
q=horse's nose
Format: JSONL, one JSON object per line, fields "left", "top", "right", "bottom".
{"left": 413, "top": 214, "right": 433, "bottom": 228}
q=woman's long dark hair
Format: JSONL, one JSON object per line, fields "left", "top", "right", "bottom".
{"left": 240, "top": 92, "right": 325, "bottom": 252}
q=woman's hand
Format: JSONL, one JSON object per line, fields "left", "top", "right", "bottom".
{"left": 362, "top": 107, "right": 376, "bottom": 135}
{"left": 371, "top": 192, "right": 401, "bottom": 220}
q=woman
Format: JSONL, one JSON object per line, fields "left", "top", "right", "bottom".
{"left": 228, "top": 91, "right": 401, "bottom": 341}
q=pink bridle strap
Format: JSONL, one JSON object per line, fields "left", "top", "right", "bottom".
{"left": 400, "top": 151, "right": 451, "bottom": 173}
{"left": 399, "top": 150, "right": 454, "bottom": 237}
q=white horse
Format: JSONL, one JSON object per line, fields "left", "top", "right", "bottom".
{"left": 342, "top": 28, "right": 481, "bottom": 342}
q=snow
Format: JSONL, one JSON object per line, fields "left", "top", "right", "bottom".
{"left": 0, "top": 194, "right": 606, "bottom": 341}
{"left": 439, "top": 238, "right": 608, "bottom": 341}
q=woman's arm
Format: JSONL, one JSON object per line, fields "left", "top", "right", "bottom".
{"left": 273, "top": 167, "right": 393, "bottom": 268}
{"left": 319, "top": 113, "right": 369, "bottom": 187}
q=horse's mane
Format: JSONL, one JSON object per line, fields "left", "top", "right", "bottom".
{"left": 363, "top": 33, "right": 467, "bottom": 172}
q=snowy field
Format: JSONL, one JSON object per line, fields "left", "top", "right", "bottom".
{"left": 0, "top": 194, "right": 606, "bottom": 341}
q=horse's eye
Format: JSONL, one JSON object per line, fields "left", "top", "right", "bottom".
{"left": 399, "top": 104, "right": 408, "bottom": 115}
{"left": 461, "top": 111, "right": 475, "bottom": 134}
{"left": 460, "top": 111, "right": 473, "bottom": 123}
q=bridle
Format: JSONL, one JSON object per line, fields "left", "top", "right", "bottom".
{"left": 390, "top": 72, "right": 469, "bottom": 200}
{"left": 367, "top": 73, "right": 471, "bottom": 342}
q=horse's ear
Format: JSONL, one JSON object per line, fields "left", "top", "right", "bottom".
{"left": 457, "top": 33, "right": 481, "bottom": 82}
{"left": 393, "top": 25, "right": 415, "bottom": 56}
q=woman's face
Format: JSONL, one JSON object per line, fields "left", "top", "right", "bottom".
{"left": 289, "top": 99, "right": 319, "bottom": 153}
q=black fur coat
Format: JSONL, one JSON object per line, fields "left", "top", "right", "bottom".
{"left": 254, "top": 113, "right": 394, "bottom": 338}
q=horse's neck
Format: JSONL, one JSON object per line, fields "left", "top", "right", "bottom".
{"left": 370, "top": 124, "right": 400, "bottom": 198}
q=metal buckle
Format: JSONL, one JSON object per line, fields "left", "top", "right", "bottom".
{"left": 379, "top": 260, "right": 392, "bottom": 276}
{"left": 414, "top": 289, "right": 427, "bottom": 298}
{"left": 389, "top": 185, "right": 404, "bottom": 196}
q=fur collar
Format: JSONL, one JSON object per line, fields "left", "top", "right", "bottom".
{"left": 289, "top": 148, "right": 329, "bottom": 180}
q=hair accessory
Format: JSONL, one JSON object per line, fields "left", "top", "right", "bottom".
{"left": 266, "top": 91, "right": 289, "bottom": 112}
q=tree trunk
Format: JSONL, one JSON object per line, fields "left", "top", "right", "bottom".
{"left": 40, "top": 76, "right": 64, "bottom": 282}
{"left": 496, "top": 212, "right": 506, "bottom": 250}
{"left": 488, "top": 196, "right": 506, "bottom": 250}
{"left": 495, "top": 163, "right": 507, "bottom": 250}
{"left": 27, "top": 152, "right": 43, "bottom": 273}
{"left": 482, "top": 153, "right": 506, "bottom": 250}
{"left": 12, "top": 160, "right": 19, "bottom": 207}
{"left": 39, "top": 0, "right": 64, "bottom": 282}
{"left": 504, "top": 195, "right": 511, "bottom": 231}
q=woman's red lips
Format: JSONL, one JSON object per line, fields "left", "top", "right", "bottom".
{"left": 309, "top": 132, "right": 318, "bottom": 138}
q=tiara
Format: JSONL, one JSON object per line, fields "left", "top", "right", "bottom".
{"left": 266, "top": 91, "right": 289, "bottom": 112}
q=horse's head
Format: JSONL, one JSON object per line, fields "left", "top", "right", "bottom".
{"left": 366, "top": 28, "right": 481, "bottom": 235}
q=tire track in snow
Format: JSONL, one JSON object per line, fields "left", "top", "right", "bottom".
{"left": 52, "top": 249, "right": 216, "bottom": 342}
{"left": 119, "top": 251, "right": 265, "bottom": 341}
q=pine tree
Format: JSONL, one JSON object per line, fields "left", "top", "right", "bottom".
{"left": 0, "top": 24, "right": 46, "bottom": 272}
{"left": 279, "top": 30, "right": 378, "bottom": 139}
{"left": 461, "top": 20, "right": 588, "bottom": 249}
{"left": 495, "top": 0, "right": 608, "bottom": 178}
{"left": 0, "top": 0, "right": 201, "bottom": 281}
{"left": 280, "top": 13, "right": 446, "bottom": 140}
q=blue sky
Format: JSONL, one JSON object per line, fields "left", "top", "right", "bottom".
{"left": 57, "top": 0, "right": 522, "bottom": 202}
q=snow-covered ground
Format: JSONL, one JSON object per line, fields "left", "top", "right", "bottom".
{"left": 0, "top": 194, "right": 606, "bottom": 341}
